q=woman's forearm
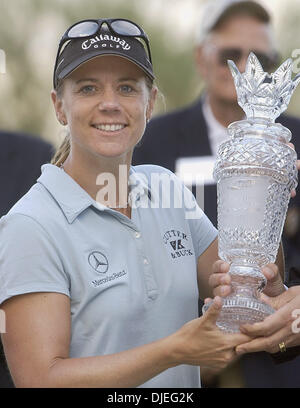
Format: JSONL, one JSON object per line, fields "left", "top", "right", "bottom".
{"left": 46, "top": 336, "right": 176, "bottom": 388}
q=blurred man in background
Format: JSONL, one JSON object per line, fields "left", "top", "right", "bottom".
{"left": 133, "top": 0, "right": 300, "bottom": 387}
{"left": 0, "top": 130, "right": 53, "bottom": 387}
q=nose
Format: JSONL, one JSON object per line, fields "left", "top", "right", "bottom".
{"left": 97, "top": 88, "right": 121, "bottom": 112}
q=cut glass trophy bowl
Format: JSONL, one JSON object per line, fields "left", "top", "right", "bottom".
{"left": 202, "top": 53, "right": 300, "bottom": 332}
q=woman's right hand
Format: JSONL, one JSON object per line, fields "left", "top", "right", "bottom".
{"left": 168, "top": 296, "right": 251, "bottom": 370}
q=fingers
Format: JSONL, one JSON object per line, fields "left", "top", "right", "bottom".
{"left": 261, "top": 263, "right": 285, "bottom": 298}
{"left": 209, "top": 275, "right": 231, "bottom": 297}
{"left": 209, "top": 271, "right": 231, "bottom": 287}
{"left": 209, "top": 260, "right": 231, "bottom": 297}
{"left": 236, "top": 293, "right": 300, "bottom": 354}
{"left": 239, "top": 315, "right": 278, "bottom": 339}
{"left": 212, "top": 260, "right": 230, "bottom": 274}
{"left": 202, "top": 296, "right": 223, "bottom": 325}
{"left": 261, "top": 264, "right": 282, "bottom": 289}
{"left": 238, "top": 289, "right": 300, "bottom": 353}
{"left": 215, "top": 285, "right": 232, "bottom": 297}
{"left": 236, "top": 325, "right": 291, "bottom": 355}
{"left": 261, "top": 264, "right": 278, "bottom": 281}
{"left": 258, "top": 292, "right": 276, "bottom": 309}
{"left": 239, "top": 296, "right": 297, "bottom": 339}
{"left": 261, "top": 286, "right": 299, "bottom": 311}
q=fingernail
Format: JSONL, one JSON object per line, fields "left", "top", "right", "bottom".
{"left": 221, "top": 286, "right": 229, "bottom": 296}
{"left": 215, "top": 296, "right": 223, "bottom": 306}
{"left": 236, "top": 348, "right": 245, "bottom": 355}
{"left": 240, "top": 324, "right": 251, "bottom": 332}
{"left": 220, "top": 263, "right": 229, "bottom": 273}
{"left": 220, "top": 276, "right": 228, "bottom": 284}
{"left": 264, "top": 266, "right": 274, "bottom": 279}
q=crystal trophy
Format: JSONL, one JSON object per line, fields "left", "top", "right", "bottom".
{"left": 203, "top": 53, "right": 300, "bottom": 332}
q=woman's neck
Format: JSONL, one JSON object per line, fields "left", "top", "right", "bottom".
{"left": 62, "top": 151, "right": 132, "bottom": 215}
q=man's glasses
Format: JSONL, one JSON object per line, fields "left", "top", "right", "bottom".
{"left": 217, "top": 47, "right": 279, "bottom": 72}
{"left": 53, "top": 18, "right": 152, "bottom": 88}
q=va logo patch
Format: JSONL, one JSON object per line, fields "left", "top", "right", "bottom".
{"left": 163, "top": 230, "right": 193, "bottom": 259}
{"left": 88, "top": 251, "right": 109, "bottom": 274}
{"left": 169, "top": 239, "right": 185, "bottom": 251}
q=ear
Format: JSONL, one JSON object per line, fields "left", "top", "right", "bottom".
{"left": 146, "top": 86, "right": 158, "bottom": 121}
{"left": 51, "top": 90, "right": 67, "bottom": 126}
{"left": 194, "top": 45, "right": 209, "bottom": 79}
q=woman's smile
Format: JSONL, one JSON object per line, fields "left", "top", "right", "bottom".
{"left": 92, "top": 123, "right": 127, "bottom": 132}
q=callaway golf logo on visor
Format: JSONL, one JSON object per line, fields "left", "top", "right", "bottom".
{"left": 82, "top": 33, "right": 131, "bottom": 51}
{"left": 54, "top": 25, "right": 155, "bottom": 90}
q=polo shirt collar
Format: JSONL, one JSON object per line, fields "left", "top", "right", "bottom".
{"left": 37, "top": 164, "right": 150, "bottom": 223}
{"left": 128, "top": 166, "right": 152, "bottom": 204}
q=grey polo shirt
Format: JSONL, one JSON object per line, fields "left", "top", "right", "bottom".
{"left": 0, "top": 164, "right": 217, "bottom": 388}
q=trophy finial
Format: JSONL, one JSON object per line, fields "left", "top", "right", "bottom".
{"left": 228, "top": 52, "right": 300, "bottom": 122}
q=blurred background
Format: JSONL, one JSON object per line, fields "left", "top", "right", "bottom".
{"left": 0, "top": 0, "right": 300, "bottom": 148}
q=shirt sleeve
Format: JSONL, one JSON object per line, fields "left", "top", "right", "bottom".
{"left": 169, "top": 170, "right": 218, "bottom": 258}
{"left": 0, "top": 213, "right": 70, "bottom": 305}
{"left": 184, "top": 186, "right": 218, "bottom": 258}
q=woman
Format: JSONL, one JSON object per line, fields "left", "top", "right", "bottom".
{"left": 0, "top": 18, "right": 282, "bottom": 388}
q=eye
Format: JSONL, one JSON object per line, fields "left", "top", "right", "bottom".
{"left": 119, "top": 84, "right": 134, "bottom": 94}
{"left": 79, "top": 85, "right": 97, "bottom": 94}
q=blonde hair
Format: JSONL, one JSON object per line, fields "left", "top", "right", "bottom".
{"left": 51, "top": 133, "right": 71, "bottom": 167}
{"left": 51, "top": 75, "right": 155, "bottom": 167}
{"left": 51, "top": 80, "right": 70, "bottom": 167}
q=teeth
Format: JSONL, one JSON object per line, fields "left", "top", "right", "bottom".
{"left": 95, "top": 124, "right": 125, "bottom": 132}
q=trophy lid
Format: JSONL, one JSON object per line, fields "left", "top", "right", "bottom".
{"left": 228, "top": 53, "right": 300, "bottom": 122}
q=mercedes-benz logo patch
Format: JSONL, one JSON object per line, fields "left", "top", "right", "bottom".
{"left": 88, "top": 251, "right": 109, "bottom": 274}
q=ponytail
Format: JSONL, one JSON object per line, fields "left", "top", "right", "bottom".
{"left": 51, "top": 80, "right": 71, "bottom": 167}
{"left": 51, "top": 134, "right": 70, "bottom": 167}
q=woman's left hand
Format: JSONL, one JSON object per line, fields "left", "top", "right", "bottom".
{"left": 206, "top": 261, "right": 285, "bottom": 300}
{"left": 235, "top": 286, "right": 300, "bottom": 354}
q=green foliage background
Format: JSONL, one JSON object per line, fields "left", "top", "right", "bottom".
{"left": 0, "top": 0, "right": 299, "bottom": 147}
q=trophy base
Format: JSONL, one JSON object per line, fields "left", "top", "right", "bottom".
{"left": 202, "top": 295, "right": 274, "bottom": 333}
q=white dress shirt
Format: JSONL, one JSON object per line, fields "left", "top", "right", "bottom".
{"left": 202, "top": 97, "right": 230, "bottom": 157}
{"left": 176, "top": 98, "right": 230, "bottom": 186}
